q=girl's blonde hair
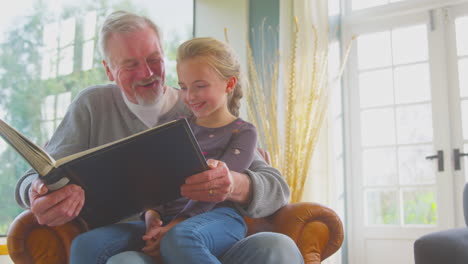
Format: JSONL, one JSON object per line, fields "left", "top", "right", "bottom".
{"left": 176, "top": 37, "right": 245, "bottom": 117}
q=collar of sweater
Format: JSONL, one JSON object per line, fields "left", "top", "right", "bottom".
{"left": 121, "top": 87, "right": 179, "bottom": 128}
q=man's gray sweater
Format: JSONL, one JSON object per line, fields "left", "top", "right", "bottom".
{"left": 15, "top": 84, "right": 290, "bottom": 218}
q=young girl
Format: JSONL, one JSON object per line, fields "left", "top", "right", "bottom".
{"left": 140, "top": 37, "right": 258, "bottom": 264}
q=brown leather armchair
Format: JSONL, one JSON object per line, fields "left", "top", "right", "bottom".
{"left": 8, "top": 149, "right": 343, "bottom": 263}
{"left": 8, "top": 202, "right": 343, "bottom": 264}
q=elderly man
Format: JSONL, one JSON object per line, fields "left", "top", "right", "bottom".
{"left": 15, "top": 10, "right": 303, "bottom": 264}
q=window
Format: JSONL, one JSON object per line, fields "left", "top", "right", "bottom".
{"left": 41, "top": 92, "right": 72, "bottom": 141}
{"left": 353, "top": 19, "right": 437, "bottom": 228}
{"left": 344, "top": 1, "right": 468, "bottom": 263}
{"left": 0, "top": 0, "right": 194, "bottom": 235}
{"left": 82, "top": 11, "right": 98, "bottom": 71}
{"left": 455, "top": 16, "right": 468, "bottom": 181}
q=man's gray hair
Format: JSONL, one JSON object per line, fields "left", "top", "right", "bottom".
{"left": 99, "top": 10, "right": 163, "bottom": 65}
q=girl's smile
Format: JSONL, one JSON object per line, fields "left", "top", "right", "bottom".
{"left": 189, "top": 102, "right": 206, "bottom": 110}
{"left": 177, "top": 56, "right": 236, "bottom": 127}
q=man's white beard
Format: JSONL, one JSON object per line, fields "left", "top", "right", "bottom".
{"left": 132, "top": 75, "right": 165, "bottom": 106}
{"left": 135, "top": 88, "right": 161, "bottom": 106}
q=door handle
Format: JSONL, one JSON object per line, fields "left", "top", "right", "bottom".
{"left": 453, "top": 148, "right": 468, "bottom": 170}
{"left": 425, "top": 150, "right": 444, "bottom": 172}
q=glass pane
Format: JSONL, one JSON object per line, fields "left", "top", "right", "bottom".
{"left": 43, "top": 22, "right": 58, "bottom": 50}
{"left": 82, "top": 40, "right": 94, "bottom": 71}
{"left": 458, "top": 58, "right": 468, "bottom": 98}
{"left": 396, "top": 104, "right": 433, "bottom": 144}
{"left": 361, "top": 108, "right": 396, "bottom": 147}
{"left": 363, "top": 147, "right": 397, "bottom": 186}
{"left": 359, "top": 69, "right": 393, "bottom": 108}
{"left": 394, "top": 63, "right": 431, "bottom": 104}
{"left": 41, "top": 95, "right": 55, "bottom": 120}
{"left": 41, "top": 50, "right": 57, "bottom": 80}
{"left": 403, "top": 188, "right": 437, "bottom": 225}
{"left": 83, "top": 11, "right": 97, "bottom": 40}
{"left": 41, "top": 120, "right": 55, "bottom": 142}
{"left": 456, "top": 16, "right": 468, "bottom": 56}
{"left": 352, "top": 0, "right": 387, "bottom": 11}
{"left": 358, "top": 31, "right": 392, "bottom": 70}
{"left": 56, "top": 92, "right": 71, "bottom": 119}
{"left": 462, "top": 100, "right": 468, "bottom": 140}
{"left": 366, "top": 189, "right": 399, "bottom": 225}
{"left": 0, "top": 109, "right": 5, "bottom": 152}
{"left": 58, "top": 46, "right": 74, "bottom": 76}
{"left": 392, "top": 25, "right": 428, "bottom": 65}
{"left": 398, "top": 145, "right": 436, "bottom": 185}
{"left": 60, "top": 17, "right": 75, "bottom": 47}
{"left": 0, "top": 138, "right": 6, "bottom": 153}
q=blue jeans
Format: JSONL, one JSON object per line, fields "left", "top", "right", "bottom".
{"left": 70, "top": 207, "right": 246, "bottom": 264}
{"left": 159, "top": 207, "right": 246, "bottom": 263}
{"left": 107, "top": 232, "right": 304, "bottom": 264}
{"left": 70, "top": 221, "right": 147, "bottom": 264}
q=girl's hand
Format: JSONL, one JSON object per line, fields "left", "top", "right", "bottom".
{"left": 142, "top": 223, "right": 164, "bottom": 262}
{"left": 142, "top": 217, "right": 186, "bottom": 261}
{"left": 144, "top": 209, "right": 162, "bottom": 231}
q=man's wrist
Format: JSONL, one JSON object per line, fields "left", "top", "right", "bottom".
{"left": 228, "top": 171, "right": 252, "bottom": 205}
{"left": 18, "top": 173, "right": 38, "bottom": 208}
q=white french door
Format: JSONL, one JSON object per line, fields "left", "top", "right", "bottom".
{"left": 448, "top": 4, "right": 468, "bottom": 222}
{"left": 345, "top": 2, "right": 468, "bottom": 264}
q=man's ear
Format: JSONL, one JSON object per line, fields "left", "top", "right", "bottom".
{"left": 102, "top": 60, "right": 115, "bottom": 82}
{"left": 226, "top": 76, "right": 237, "bottom": 94}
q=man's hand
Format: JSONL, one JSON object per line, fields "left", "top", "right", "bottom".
{"left": 29, "top": 178, "right": 84, "bottom": 226}
{"left": 181, "top": 159, "right": 252, "bottom": 204}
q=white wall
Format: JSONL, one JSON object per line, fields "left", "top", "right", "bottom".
{"left": 194, "top": 0, "right": 249, "bottom": 117}
{"left": 194, "top": 0, "right": 249, "bottom": 69}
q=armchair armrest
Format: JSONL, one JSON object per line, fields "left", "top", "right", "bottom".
{"left": 244, "top": 202, "right": 344, "bottom": 264}
{"left": 7, "top": 210, "right": 88, "bottom": 264}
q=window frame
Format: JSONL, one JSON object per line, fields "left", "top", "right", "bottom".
{"left": 0, "top": 0, "right": 195, "bottom": 237}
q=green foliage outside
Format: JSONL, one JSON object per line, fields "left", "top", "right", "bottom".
{"left": 367, "top": 189, "right": 438, "bottom": 226}
{"left": 367, "top": 191, "right": 399, "bottom": 225}
{"left": 403, "top": 190, "right": 437, "bottom": 225}
{"left": 0, "top": 0, "right": 192, "bottom": 235}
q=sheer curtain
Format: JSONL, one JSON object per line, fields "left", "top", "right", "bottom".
{"left": 280, "top": 1, "right": 343, "bottom": 263}
{"left": 247, "top": 0, "right": 331, "bottom": 204}
{"left": 279, "top": 0, "right": 331, "bottom": 202}
{"left": 297, "top": 0, "right": 335, "bottom": 205}
{"left": 292, "top": 0, "right": 331, "bottom": 201}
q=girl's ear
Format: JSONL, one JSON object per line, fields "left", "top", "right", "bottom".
{"left": 226, "top": 76, "right": 237, "bottom": 94}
